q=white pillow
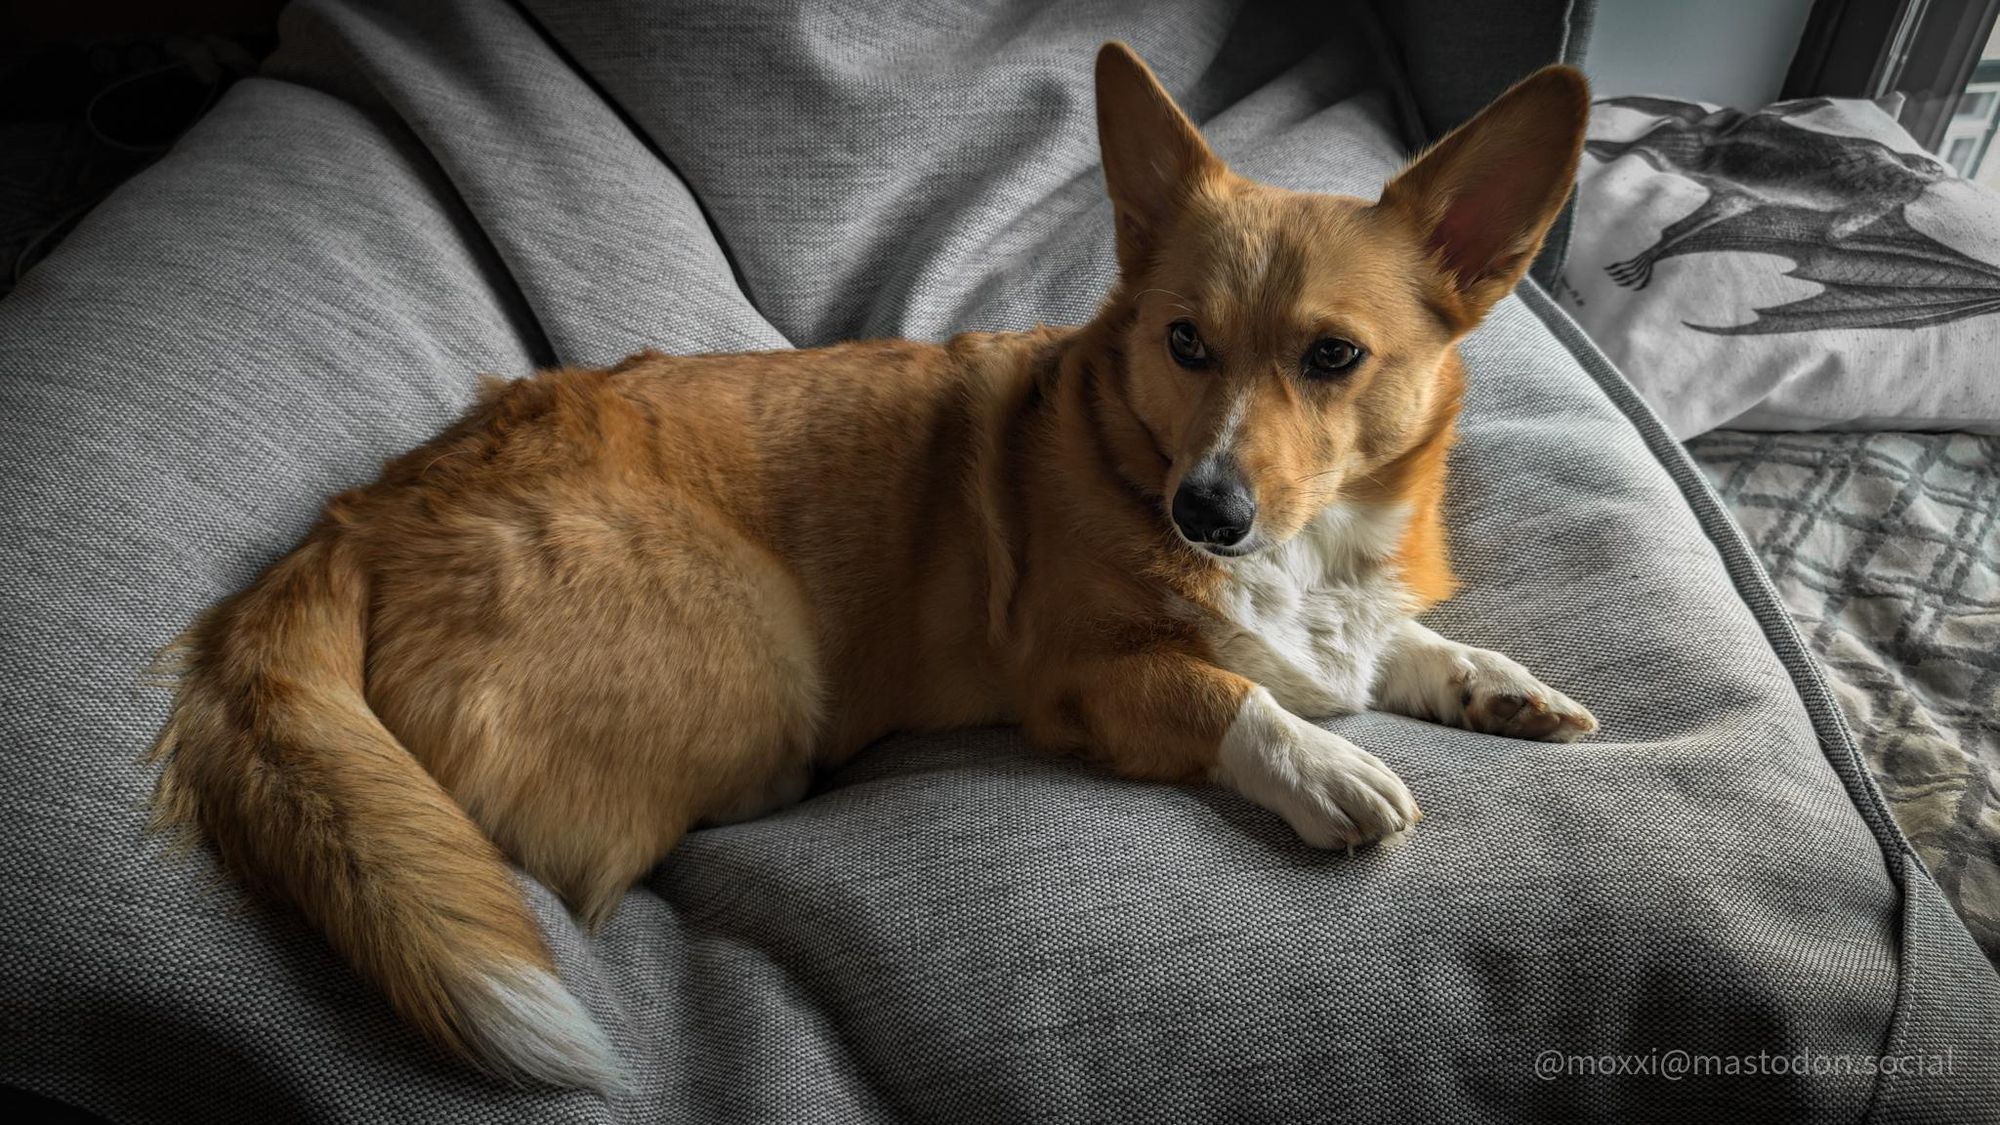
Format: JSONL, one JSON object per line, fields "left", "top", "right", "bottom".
{"left": 1554, "top": 95, "right": 2000, "bottom": 438}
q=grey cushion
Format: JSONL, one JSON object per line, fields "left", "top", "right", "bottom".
{"left": 0, "top": 1, "right": 1993, "bottom": 1121}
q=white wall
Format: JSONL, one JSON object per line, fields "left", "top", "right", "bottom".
{"left": 1585, "top": 0, "right": 1819, "bottom": 109}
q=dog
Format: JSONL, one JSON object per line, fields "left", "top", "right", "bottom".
{"left": 150, "top": 43, "right": 1595, "bottom": 1090}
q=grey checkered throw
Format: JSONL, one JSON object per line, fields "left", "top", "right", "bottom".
{"left": 1689, "top": 431, "right": 2000, "bottom": 961}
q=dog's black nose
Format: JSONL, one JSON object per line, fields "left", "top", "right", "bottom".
{"left": 1172, "top": 460, "right": 1256, "bottom": 548}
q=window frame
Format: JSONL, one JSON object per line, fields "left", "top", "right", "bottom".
{"left": 1784, "top": 0, "right": 2000, "bottom": 150}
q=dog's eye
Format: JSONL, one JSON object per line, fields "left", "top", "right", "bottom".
{"left": 1304, "top": 337, "right": 1364, "bottom": 377}
{"left": 1166, "top": 320, "right": 1209, "bottom": 368}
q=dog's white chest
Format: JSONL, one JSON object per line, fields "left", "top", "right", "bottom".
{"left": 1204, "top": 505, "right": 1412, "bottom": 719}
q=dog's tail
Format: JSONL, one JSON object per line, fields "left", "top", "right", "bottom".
{"left": 149, "top": 527, "right": 623, "bottom": 1091}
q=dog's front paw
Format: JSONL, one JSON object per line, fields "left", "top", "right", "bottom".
{"left": 1449, "top": 650, "right": 1597, "bottom": 742}
{"left": 1215, "top": 687, "right": 1419, "bottom": 849}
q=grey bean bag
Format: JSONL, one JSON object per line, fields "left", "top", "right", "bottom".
{"left": 1, "top": 1, "right": 1994, "bottom": 1121}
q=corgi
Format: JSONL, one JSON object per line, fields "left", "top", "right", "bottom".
{"left": 149, "top": 44, "right": 1596, "bottom": 1090}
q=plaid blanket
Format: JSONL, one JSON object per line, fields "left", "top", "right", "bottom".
{"left": 1689, "top": 431, "right": 2000, "bottom": 961}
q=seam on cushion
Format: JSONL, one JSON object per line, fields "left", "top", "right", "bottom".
{"left": 1515, "top": 281, "right": 1912, "bottom": 1120}
{"left": 1516, "top": 284, "right": 1907, "bottom": 853}
{"left": 1351, "top": 3, "right": 1430, "bottom": 155}
{"left": 1532, "top": 0, "right": 1592, "bottom": 287}
{"left": 260, "top": 4, "right": 562, "bottom": 371}
{"left": 496, "top": 0, "right": 764, "bottom": 330}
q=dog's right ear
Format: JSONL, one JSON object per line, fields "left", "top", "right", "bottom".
{"left": 1095, "top": 42, "right": 1223, "bottom": 278}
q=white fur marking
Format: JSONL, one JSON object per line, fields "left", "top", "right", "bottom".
{"left": 1213, "top": 686, "right": 1418, "bottom": 848}
{"left": 1206, "top": 503, "right": 1414, "bottom": 717}
{"left": 1372, "top": 619, "right": 1597, "bottom": 740}
{"left": 1371, "top": 620, "right": 1481, "bottom": 722}
{"left": 451, "top": 964, "right": 628, "bottom": 1093}
{"left": 1206, "top": 391, "right": 1253, "bottom": 461}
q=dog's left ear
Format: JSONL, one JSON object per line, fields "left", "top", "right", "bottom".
{"left": 1378, "top": 65, "right": 1590, "bottom": 331}
{"left": 1095, "top": 42, "right": 1224, "bottom": 278}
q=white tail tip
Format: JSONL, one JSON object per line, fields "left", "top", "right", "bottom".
{"left": 451, "top": 964, "right": 629, "bottom": 1093}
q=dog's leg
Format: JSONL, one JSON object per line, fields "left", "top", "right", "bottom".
{"left": 1372, "top": 619, "right": 1597, "bottom": 742}
{"left": 1027, "top": 651, "right": 1419, "bottom": 848}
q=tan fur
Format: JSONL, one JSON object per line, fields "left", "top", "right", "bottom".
{"left": 150, "top": 44, "right": 1590, "bottom": 1085}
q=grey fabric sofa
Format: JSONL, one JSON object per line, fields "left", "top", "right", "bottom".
{"left": 1, "top": 1, "right": 1994, "bottom": 1121}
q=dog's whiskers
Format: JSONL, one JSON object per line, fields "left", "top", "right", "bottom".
{"left": 1131, "top": 287, "right": 1197, "bottom": 313}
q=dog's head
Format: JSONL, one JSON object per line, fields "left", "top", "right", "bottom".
{"left": 1092, "top": 43, "right": 1588, "bottom": 558}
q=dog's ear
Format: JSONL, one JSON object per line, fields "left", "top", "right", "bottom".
{"left": 1378, "top": 65, "right": 1590, "bottom": 330}
{"left": 1095, "top": 42, "right": 1223, "bottom": 277}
